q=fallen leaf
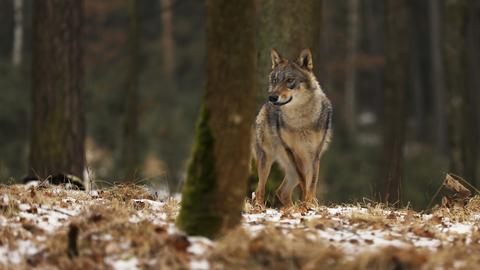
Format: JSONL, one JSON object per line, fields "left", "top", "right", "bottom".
{"left": 444, "top": 174, "right": 471, "bottom": 198}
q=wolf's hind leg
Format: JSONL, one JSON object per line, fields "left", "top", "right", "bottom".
{"left": 276, "top": 165, "right": 297, "bottom": 207}
{"left": 254, "top": 148, "right": 272, "bottom": 207}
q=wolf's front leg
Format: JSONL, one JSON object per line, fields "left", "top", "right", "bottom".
{"left": 305, "top": 158, "right": 320, "bottom": 204}
{"left": 254, "top": 152, "right": 272, "bottom": 208}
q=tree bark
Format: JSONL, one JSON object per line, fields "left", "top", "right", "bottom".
{"left": 121, "top": 0, "right": 140, "bottom": 180}
{"left": 29, "top": 0, "right": 85, "bottom": 179}
{"left": 430, "top": 0, "right": 447, "bottom": 152}
{"left": 378, "top": 0, "right": 408, "bottom": 204}
{"left": 345, "top": 0, "right": 359, "bottom": 135}
{"left": 160, "top": 0, "right": 175, "bottom": 81}
{"left": 258, "top": 0, "right": 322, "bottom": 100}
{"left": 177, "top": 0, "right": 256, "bottom": 238}
{"left": 444, "top": 0, "right": 477, "bottom": 186}
{"left": 12, "top": 0, "right": 23, "bottom": 67}
{"left": 467, "top": 0, "right": 480, "bottom": 170}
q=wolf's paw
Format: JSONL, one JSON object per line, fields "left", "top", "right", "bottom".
{"left": 304, "top": 198, "right": 319, "bottom": 210}
{"left": 253, "top": 200, "right": 266, "bottom": 211}
{"left": 251, "top": 192, "right": 266, "bottom": 210}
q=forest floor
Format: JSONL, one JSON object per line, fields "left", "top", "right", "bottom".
{"left": 1, "top": 183, "right": 480, "bottom": 270}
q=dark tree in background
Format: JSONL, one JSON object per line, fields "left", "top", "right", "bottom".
{"left": 444, "top": 0, "right": 478, "bottom": 186}
{"left": 378, "top": 0, "right": 408, "bottom": 204}
{"left": 29, "top": 0, "right": 85, "bottom": 179}
{"left": 256, "top": 0, "right": 323, "bottom": 203}
{"left": 258, "top": 0, "right": 322, "bottom": 96}
{"left": 344, "top": 0, "right": 359, "bottom": 135}
{"left": 429, "top": 0, "right": 447, "bottom": 153}
{"left": 177, "top": 0, "right": 256, "bottom": 238}
{"left": 121, "top": 0, "right": 140, "bottom": 179}
{"left": 11, "top": 0, "right": 23, "bottom": 67}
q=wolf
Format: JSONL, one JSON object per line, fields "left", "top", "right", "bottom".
{"left": 253, "top": 48, "right": 332, "bottom": 207}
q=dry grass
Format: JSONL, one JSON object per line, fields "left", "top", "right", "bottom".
{"left": 1, "top": 184, "right": 480, "bottom": 269}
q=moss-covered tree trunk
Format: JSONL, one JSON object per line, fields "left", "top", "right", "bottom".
{"left": 256, "top": 0, "right": 324, "bottom": 203}
{"left": 378, "top": 0, "right": 408, "bottom": 204}
{"left": 121, "top": 0, "right": 140, "bottom": 180}
{"left": 444, "top": 0, "right": 478, "bottom": 186}
{"left": 29, "top": 0, "right": 85, "bottom": 179}
{"left": 176, "top": 0, "right": 256, "bottom": 238}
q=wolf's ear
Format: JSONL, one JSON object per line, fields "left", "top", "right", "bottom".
{"left": 297, "top": 48, "right": 313, "bottom": 71}
{"left": 271, "top": 48, "right": 283, "bottom": 69}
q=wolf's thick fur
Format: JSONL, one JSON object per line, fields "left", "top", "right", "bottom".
{"left": 254, "top": 48, "right": 332, "bottom": 206}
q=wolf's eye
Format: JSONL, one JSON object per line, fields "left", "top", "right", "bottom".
{"left": 286, "top": 78, "right": 294, "bottom": 84}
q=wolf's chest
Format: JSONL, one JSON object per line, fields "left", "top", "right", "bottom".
{"left": 278, "top": 129, "right": 325, "bottom": 156}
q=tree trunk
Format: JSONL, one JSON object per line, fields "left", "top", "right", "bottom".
{"left": 345, "top": 0, "right": 359, "bottom": 135}
{"left": 364, "top": 0, "right": 384, "bottom": 117}
{"left": 467, "top": 0, "right": 480, "bottom": 172}
{"left": 160, "top": 0, "right": 175, "bottom": 81}
{"left": 12, "top": 0, "right": 23, "bottom": 67}
{"left": 444, "top": 0, "right": 477, "bottom": 186}
{"left": 177, "top": 0, "right": 256, "bottom": 238}
{"left": 29, "top": 0, "right": 85, "bottom": 179}
{"left": 429, "top": 0, "right": 447, "bottom": 152}
{"left": 257, "top": 0, "right": 324, "bottom": 202}
{"left": 378, "top": 0, "right": 408, "bottom": 204}
{"left": 121, "top": 0, "right": 140, "bottom": 180}
{"left": 258, "top": 0, "right": 322, "bottom": 100}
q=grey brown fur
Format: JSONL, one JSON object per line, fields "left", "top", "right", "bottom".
{"left": 254, "top": 48, "right": 332, "bottom": 206}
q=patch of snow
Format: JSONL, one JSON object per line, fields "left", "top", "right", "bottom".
{"left": 134, "top": 199, "right": 165, "bottom": 210}
{"left": 106, "top": 257, "right": 139, "bottom": 270}
{"left": 2, "top": 194, "right": 9, "bottom": 204}
{"left": 445, "top": 223, "right": 473, "bottom": 234}
{"left": 17, "top": 205, "right": 77, "bottom": 233}
{"left": 187, "top": 237, "right": 213, "bottom": 255}
{"left": 0, "top": 240, "right": 38, "bottom": 265}
{"left": 190, "top": 259, "right": 210, "bottom": 270}
{"left": 24, "top": 181, "right": 40, "bottom": 189}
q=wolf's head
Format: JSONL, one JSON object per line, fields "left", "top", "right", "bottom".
{"left": 267, "top": 48, "right": 318, "bottom": 106}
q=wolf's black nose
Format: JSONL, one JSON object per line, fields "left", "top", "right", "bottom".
{"left": 269, "top": 95, "right": 279, "bottom": 103}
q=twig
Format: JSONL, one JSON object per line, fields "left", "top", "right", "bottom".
{"left": 426, "top": 177, "right": 445, "bottom": 211}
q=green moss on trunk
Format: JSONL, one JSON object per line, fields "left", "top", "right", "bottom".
{"left": 176, "top": 106, "right": 221, "bottom": 238}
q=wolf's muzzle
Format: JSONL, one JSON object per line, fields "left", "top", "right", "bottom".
{"left": 271, "top": 96, "right": 293, "bottom": 106}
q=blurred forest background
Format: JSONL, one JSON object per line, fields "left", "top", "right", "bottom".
{"left": 0, "top": 0, "right": 479, "bottom": 209}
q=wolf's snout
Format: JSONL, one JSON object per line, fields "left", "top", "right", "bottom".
{"left": 269, "top": 95, "right": 279, "bottom": 103}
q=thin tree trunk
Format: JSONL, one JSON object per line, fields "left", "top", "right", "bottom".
{"left": 378, "top": 0, "right": 408, "bottom": 204}
{"left": 430, "top": 0, "right": 447, "bottom": 153}
{"left": 365, "top": 0, "right": 384, "bottom": 118}
{"left": 444, "top": 0, "right": 477, "bottom": 186}
{"left": 345, "top": 0, "right": 359, "bottom": 135}
{"left": 12, "top": 0, "right": 23, "bottom": 67}
{"left": 410, "top": 30, "right": 425, "bottom": 141}
{"left": 29, "top": 0, "right": 85, "bottom": 179}
{"left": 177, "top": 0, "right": 256, "bottom": 238}
{"left": 160, "top": 0, "right": 175, "bottom": 80}
{"left": 122, "top": 0, "right": 140, "bottom": 179}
